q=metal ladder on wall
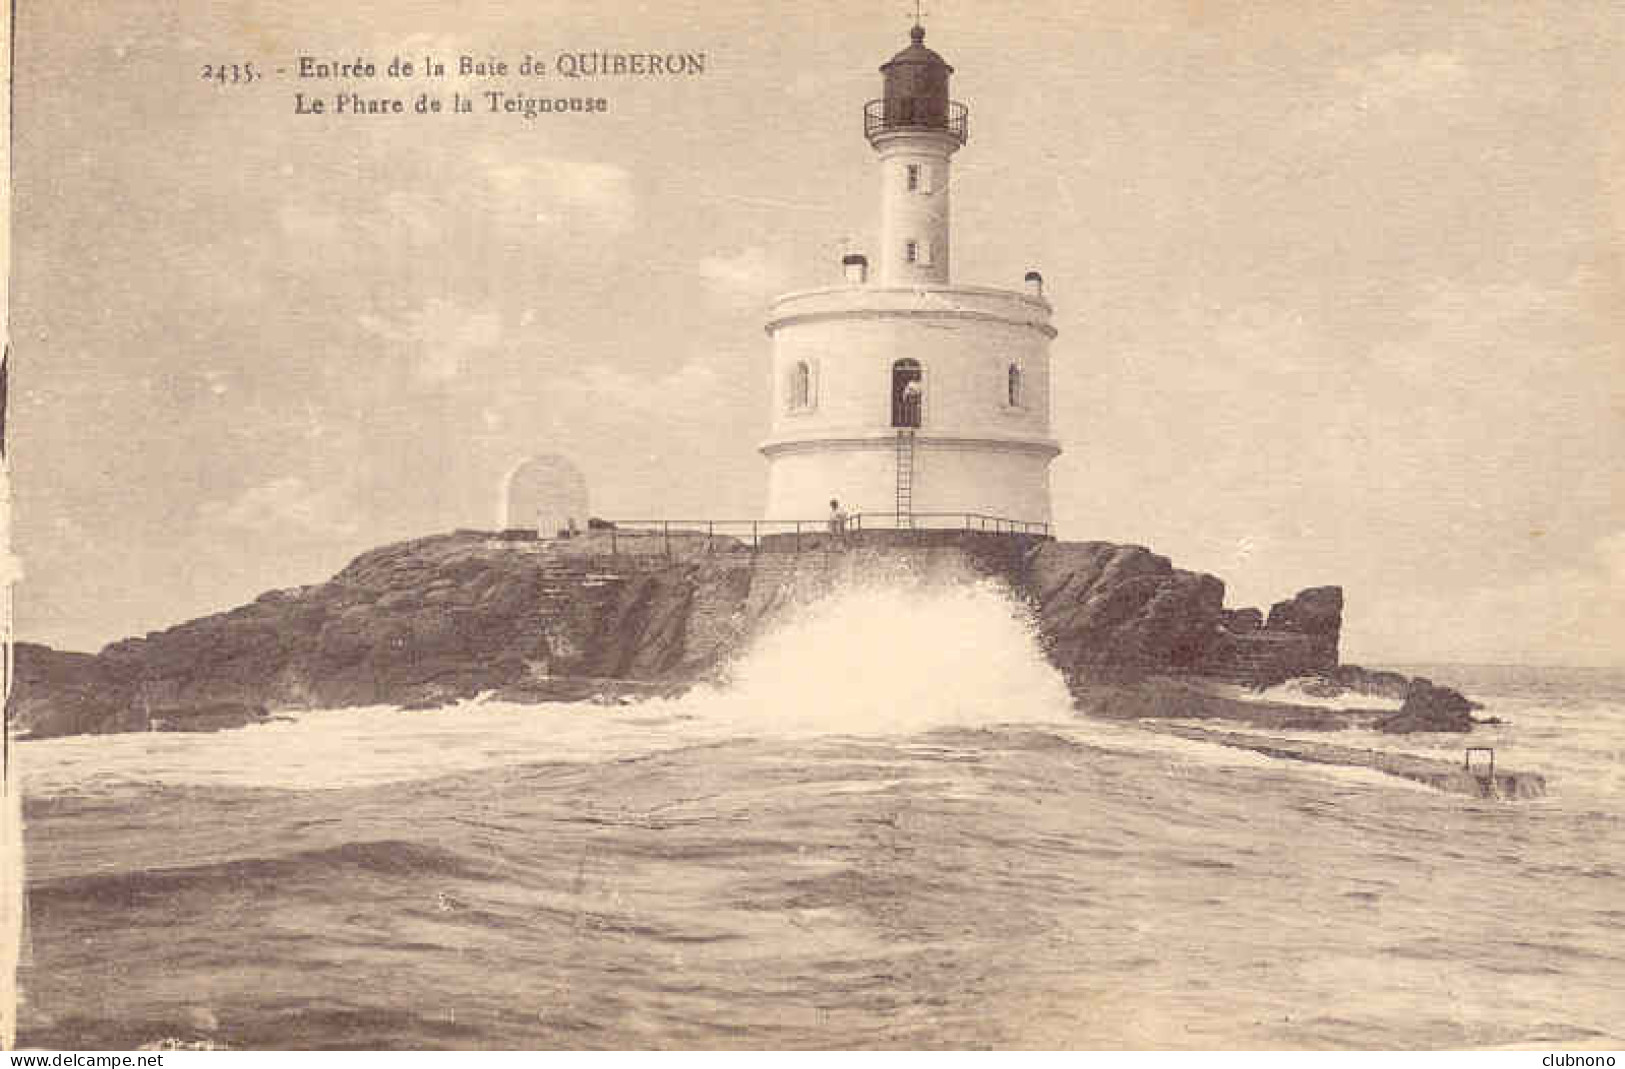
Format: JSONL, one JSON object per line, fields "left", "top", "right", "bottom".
{"left": 895, "top": 429, "right": 915, "bottom": 528}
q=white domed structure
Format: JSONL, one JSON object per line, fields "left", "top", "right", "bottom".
{"left": 760, "top": 26, "right": 1060, "bottom": 530}
{"left": 499, "top": 454, "right": 589, "bottom": 538}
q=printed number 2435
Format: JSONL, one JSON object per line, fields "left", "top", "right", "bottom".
{"left": 201, "top": 63, "right": 259, "bottom": 84}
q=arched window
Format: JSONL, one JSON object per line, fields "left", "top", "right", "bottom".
{"left": 1007, "top": 363, "right": 1023, "bottom": 407}
{"left": 789, "top": 361, "right": 811, "bottom": 410}
{"left": 892, "top": 359, "right": 922, "bottom": 428}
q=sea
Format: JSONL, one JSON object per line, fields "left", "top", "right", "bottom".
{"left": 11, "top": 580, "right": 1625, "bottom": 1050}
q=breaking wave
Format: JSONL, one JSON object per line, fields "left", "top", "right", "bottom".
{"left": 702, "top": 576, "right": 1077, "bottom": 736}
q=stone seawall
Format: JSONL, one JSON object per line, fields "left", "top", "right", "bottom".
{"left": 1153, "top": 724, "right": 1546, "bottom": 800}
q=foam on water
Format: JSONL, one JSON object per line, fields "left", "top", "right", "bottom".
{"left": 1245, "top": 673, "right": 1625, "bottom": 804}
{"left": 22, "top": 575, "right": 1527, "bottom": 799}
{"left": 21, "top": 575, "right": 1081, "bottom": 794}
{"left": 701, "top": 575, "right": 1078, "bottom": 736}
{"left": 1244, "top": 677, "right": 1404, "bottom": 711}
{"left": 20, "top": 701, "right": 659, "bottom": 793}
{"left": 18, "top": 616, "right": 1625, "bottom": 1047}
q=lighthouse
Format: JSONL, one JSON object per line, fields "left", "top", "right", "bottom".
{"left": 759, "top": 25, "right": 1061, "bottom": 530}
{"left": 760, "top": 30, "right": 1066, "bottom": 532}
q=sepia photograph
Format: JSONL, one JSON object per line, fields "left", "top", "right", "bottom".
{"left": 2, "top": 0, "right": 1623, "bottom": 1052}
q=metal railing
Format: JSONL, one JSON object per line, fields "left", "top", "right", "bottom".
{"left": 575, "top": 512, "right": 1050, "bottom": 558}
{"left": 851, "top": 511, "right": 1050, "bottom": 536}
{"left": 863, "top": 98, "right": 969, "bottom": 144}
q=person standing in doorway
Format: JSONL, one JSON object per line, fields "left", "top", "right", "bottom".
{"left": 828, "top": 498, "right": 849, "bottom": 539}
{"left": 901, "top": 377, "right": 923, "bottom": 427}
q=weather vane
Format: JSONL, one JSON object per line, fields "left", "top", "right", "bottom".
{"left": 908, "top": 0, "right": 927, "bottom": 28}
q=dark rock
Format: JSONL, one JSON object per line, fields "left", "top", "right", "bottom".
{"left": 1373, "top": 710, "right": 1471, "bottom": 734}
{"left": 10, "top": 529, "right": 1365, "bottom": 738}
{"left": 148, "top": 702, "right": 270, "bottom": 733}
{"left": 12, "top": 532, "right": 755, "bottom": 736}
{"left": 1405, "top": 676, "right": 1482, "bottom": 712}
{"left": 1192, "top": 586, "right": 1345, "bottom": 687}
{"left": 1373, "top": 677, "right": 1481, "bottom": 733}
{"left": 1326, "top": 663, "right": 1412, "bottom": 700}
{"left": 1294, "top": 677, "right": 1346, "bottom": 698}
{"left": 1025, "top": 542, "right": 1225, "bottom": 682}
{"left": 1263, "top": 586, "right": 1343, "bottom": 668}
{"left": 11, "top": 643, "right": 141, "bottom": 738}
{"left": 1219, "top": 608, "right": 1263, "bottom": 633}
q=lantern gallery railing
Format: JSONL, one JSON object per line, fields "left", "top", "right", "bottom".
{"left": 863, "top": 98, "right": 969, "bottom": 144}
{"left": 580, "top": 513, "right": 1051, "bottom": 558}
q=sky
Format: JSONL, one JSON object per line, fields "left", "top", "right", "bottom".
{"left": 8, "top": 0, "right": 1625, "bottom": 666}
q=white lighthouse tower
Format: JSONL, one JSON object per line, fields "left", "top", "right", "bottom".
{"left": 760, "top": 25, "right": 1060, "bottom": 530}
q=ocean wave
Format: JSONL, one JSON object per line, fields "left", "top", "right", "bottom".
{"left": 27, "top": 839, "right": 496, "bottom": 905}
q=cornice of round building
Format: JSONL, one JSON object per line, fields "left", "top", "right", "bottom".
{"left": 765, "top": 284, "right": 1056, "bottom": 338}
{"left": 758, "top": 431, "right": 1062, "bottom": 458}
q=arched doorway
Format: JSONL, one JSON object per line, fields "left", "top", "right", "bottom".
{"left": 891, "top": 359, "right": 922, "bottom": 428}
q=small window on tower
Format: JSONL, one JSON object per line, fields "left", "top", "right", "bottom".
{"left": 789, "top": 361, "right": 811, "bottom": 410}
{"left": 1008, "top": 364, "right": 1024, "bottom": 408}
{"left": 907, "top": 164, "right": 920, "bottom": 191}
{"left": 905, "top": 240, "right": 918, "bottom": 264}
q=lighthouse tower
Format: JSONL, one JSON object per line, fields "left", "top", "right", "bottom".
{"left": 760, "top": 26, "right": 1060, "bottom": 529}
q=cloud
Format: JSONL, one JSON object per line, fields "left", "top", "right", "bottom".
{"left": 479, "top": 154, "right": 636, "bottom": 233}
{"left": 696, "top": 246, "right": 792, "bottom": 302}
{"left": 1207, "top": 302, "right": 1316, "bottom": 378}
{"left": 1597, "top": 530, "right": 1625, "bottom": 585}
{"left": 1364, "top": 274, "right": 1600, "bottom": 405}
{"left": 574, "top": 359, "right": 730, "bottom": 419}
{"left": 200, "top": 477, "right": 358, "bottom": 539}
{"left": 277, "top": 155, "right": 635, "bottom": 257}
{"left": 1336, "top": 50, "right": 1469, "bottom": 113}
{"left": 1304, "top": 50, "right": 1472, "bottom": 136}
{"left": 278, "top": 203, "right": 343, "bottom": 246}
{"left": 358, "top": 297, "right": 503, "bottom": 385}
{"left": 1348, "top": 529, "right": 1625, "bottom": 667}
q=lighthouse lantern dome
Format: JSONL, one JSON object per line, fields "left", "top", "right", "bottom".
{"left": 866, "top": 25, "right": 967, "bottom": 144}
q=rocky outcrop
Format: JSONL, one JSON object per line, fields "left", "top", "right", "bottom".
{"left": 10, "top": 643, "right": 144, "bottom": 738}
{"left": 1024, "top": 542, "right": 1224, "bottom": 683}
{"left": 91, "top": 533, "right": 751, "bottom": 715}
{"left": 1195, "top": 585, "right": 1344, "bottom": 687}
{"left": 15, "top": 534, "right": 709, "bottom": 737}
{"left": 12, "top": 529, "right": 1370, "bottom": 739}
{"left": 1218, "top": 608, "right": 1263, "bottom": 633}
{"left": 1324, "top": 663, "right": 1412, "bottom": 700}
{"left": 147, "top": 702, "right": 271, "bottom": 733}
{"left": 1373, "top": 677, "right": 1482, "bottom": 733}
{"left": 1264, "top": 586, "right": 1344, "bottom": 669}
{"left": 11, "top": 645, "right": 276, "bottom": 737}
